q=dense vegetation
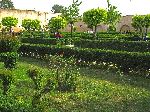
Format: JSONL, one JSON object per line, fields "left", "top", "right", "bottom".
{"left": 0, "top": 57, "right": 150, "bottom": 111}
{"left": 1, "top": 0, "right": 150, "bottom": 111}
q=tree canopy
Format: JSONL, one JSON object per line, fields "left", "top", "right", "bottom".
{"left": 83, "top": 8, "right": 107, "bottom": 37}
{"left": 51, "top": 4, "right": 64, "bottom": 13}
{"left": 2, "top": 16, "right": 18, "bottom": 28}
{"left": 48, "top": 16, "right": 67, "bottom": 33}
{"left": 22, "top": 19, "right": 41, "bottom": 31}
{"left": 0, "top": 0, "right": 15, "bottom": 9}
{"left": 106, "top": 0, "right": 121, "bottom": 32}
{"left": 61, "top": 0, "right": 82, "bottom": 38}
{"left": 132, "top": 14, "right": 150, "bottom": 37}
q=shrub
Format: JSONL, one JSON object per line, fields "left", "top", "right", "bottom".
{"left": 46, "top": 55, "right": 79, "bottom": 92}
{"left": 19, "top": 44, "right": 150, "bottom": 76}
{"left": 0, "top": 69, "right": 13, "bottom": 95}
{"left": 27, "top": 67, "right": 43, "bottom": 90}
{"left": 0, "top": 36, "right": 20, "bottom": 69}
{"left": 21, "top": 37, "right": 79, "bottom": 45}
{"left": 0, "top": 35, "right": 20, "bottom": 53}
{"left": 0, "top": 52, "right": 19, "bottom": 69}
{"left": 74, "top": 39, "right": 150, "bottom": 52}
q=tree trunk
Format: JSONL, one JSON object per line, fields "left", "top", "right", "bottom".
{"left": 71, "top": 23, "right": 73, "bottom": 38}
{"left": 10, "top": 26, "right": 12, "bottom": 36}
{"left": 94, "top": 26, "right": 97, "bottom": 39}
{"left": 145, "top": 27, "right": 148, "bottom": 36}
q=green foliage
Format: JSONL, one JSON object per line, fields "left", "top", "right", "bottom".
{"left": 0, "top": 36, "right": 20, "bottom": 69}
{"left": 74, "top": 39, "right": 150, "bottom": 52}
{"left": 0, "top": 52, "right": 19, "bottom": 69}
{"left": 48, "top": 16, "right": 67, "bottom": 33}
{"left": 131, "top": 15, "right": 145, "bottom": 32}
{"left": 144, "top": 14, "right": 150, "bottom": 34}
{"left": 27, "top": 67, "right": 43, "bottom": 90}
{"left": 0, "top": 0, "right": 14, "bottom": 9}
{"left": 22, "top": 19, "right": 41, "bottom": 31}
{"left": 2, "top": 16, "right": 18, "bottom": 29}
{"left": 0, "top": 69, "right": 13, "bottom": 95}
{"left": 83, "top": 8, "right": 107, "bottom": 36}
{"left": 19, "top": 44, "right": 150, "bottom": 76}
{"left": 0, "top": 36, "right": 20, "bottom": 53}
{"left": 51, "top": 4, "right": 64, "bottom": 13}
{"left": 61, "top": 0, "right": 82, "bottom": 38}
{"left": 26, "top": 56, "right": 79, "bottom": 107}
{"left": 106, "top": 0, "right": 121, "bottom": 32}
{"left": 131, "top": 14, "right": 150, "bottom": 37}
{"left": 21, "top": 37, "right": 78, "bottom": 46}
{"left": 47, "top": 55, "right": 79, "bottom": 92}
{"left": 0, "top": 58, "right": 150, "bottom": 111}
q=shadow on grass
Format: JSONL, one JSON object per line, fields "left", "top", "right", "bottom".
{"left": 79, "top": 67, "right": 150, "bottom": 91}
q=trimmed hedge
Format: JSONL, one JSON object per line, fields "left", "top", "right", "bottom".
{"left": 21, "top": 38, "right": 57, "bottom": 45}
{"left": 21, "top": 37, "right": 80, "bottom": 45}
{"left": 75, "top": 39, "right": 150, "bottom": 52}
{"left": 19, "top": 44, "right": 150, "bottom": 75}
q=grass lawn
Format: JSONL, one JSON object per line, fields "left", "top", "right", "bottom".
{"left": 0, "top": 57, "right": 150, "bottom": 112}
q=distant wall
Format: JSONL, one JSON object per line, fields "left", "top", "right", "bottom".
{"left": 1, "top": 9, "right": 150, "bottom": 33}
{"left": 0, "top": 9, "right": 60, "bottom": 27}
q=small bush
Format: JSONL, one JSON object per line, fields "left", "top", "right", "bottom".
{"left": 47, "top": 55, "right": 80, "bottom": 92}
{"left": 0, "top": 35, "right": 20, "bottom": 69}
{"left": 0, "top": 35, "right": 20, "bottom": 53}
{"left": 27, "top": 67, "right": 43, "bottom": 90}
{"left": 1, "top": 52, "right": 19, "bottom": 69}
{"left": 0, "top": 69, "right": 13, "bottom": 95}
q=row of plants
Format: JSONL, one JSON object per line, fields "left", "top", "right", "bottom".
{"left": 19, "top": 44, "right": 150, "bottom": 76}
{"left": 21, "top": 31, "right": 133, "bottom": 40}
{"left": 74, "top": 39, "right": 150, "bottom": 52}
{"left": 21, "top": 37, "right": 80, "bottom": 45}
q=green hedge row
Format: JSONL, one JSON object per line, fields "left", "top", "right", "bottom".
{"left": 21, "top": 31, "right": 132, "bottom": 40}
{"left": 21, "top": 38, "right": 80, "bottom": 45}
{"left": 19, "top": 44, "right": 150, "bottom": 75}
{"left": 74, "top": 39, "right": 150, "bottom": 52}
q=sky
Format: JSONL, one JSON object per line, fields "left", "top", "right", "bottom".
{"left": 12, "top": 0, "right": 150, "bottom": 16}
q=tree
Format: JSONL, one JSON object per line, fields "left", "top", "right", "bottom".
{"left": 144, "top": 14, "right": 150, "bottom": 35}
{"left": 0, "top": 0, "right": 14, "bottom": 9}
{"left": 61, "top": 0, "right": 82, "bottom": 38}
{"left": 131, "top": 15, "right": 148, "bottom": 38}
{"left": 48, "top": 16, "right": 67, "bottom": 35}
{"left": 83, "top": 8, "right": 107, "bottom": 37}
{"left": 51, "top": 4, "right": 64, "bottom": 13}
{"left": 22, "top": 19, "right": 41, "bottom": 31}
{"left": 22, "top": 19, "right": 41, "bottom": 37}
{"left": 2, "top": 16, "right": 18, "bottom": 33}
{"left": 106, "top": 0, "right": 121, "bottom": 32}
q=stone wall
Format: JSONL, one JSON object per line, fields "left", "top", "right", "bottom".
{"left": 0, "top": 9, "right": 60, "bottom": 27}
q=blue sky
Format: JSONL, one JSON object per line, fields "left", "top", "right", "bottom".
{"left": 12, "top": 0, "right": 150, "bottom": 16}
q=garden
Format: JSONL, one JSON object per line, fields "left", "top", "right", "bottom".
{"left": 0, "top": 0, "right": 150, "bottom": 112}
